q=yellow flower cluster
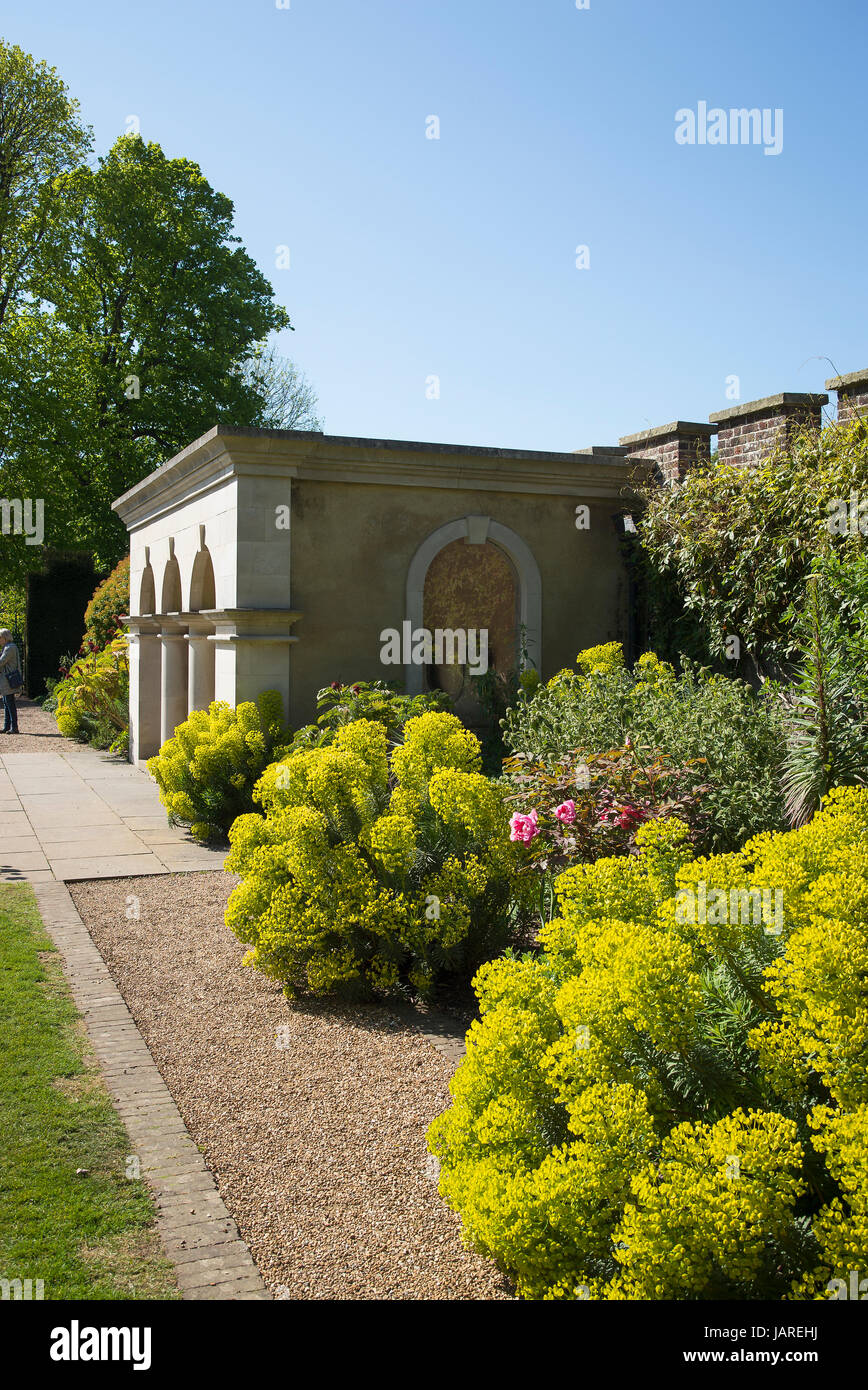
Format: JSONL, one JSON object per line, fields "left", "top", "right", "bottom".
{"left": 225, "top": 711, "right": 518, "bottom": 999}
{"left": 390, "top": 711, "right": 481, "bottom": 792}
{"left": 790, "top": 1105, "right": 868, "bottom": 1298}
{"left": 746, "top": 786, "right": 868, "bottom": 1108}
{"left": 575, "top": 641, "right": 625, "bottom": 677}
{"left": 547, "top": 641, "right": 626, "bottom": 691}
{"left": 148, "top": 693, "right": 288, "bottom": 843}
{"left": 545, "top": 642, "right": 676, "bottom": 696}
{"left": 633, "top": 650, "right": 675, "bottom": 684}
{"left": 368, "top": 814, "right": 417, "bottom": 874}
{"left": 604, "top": 1110, "right": 804, "bottom": 1300}
{"left": 428, "top": 789, "right": 868, "bottom": 1300}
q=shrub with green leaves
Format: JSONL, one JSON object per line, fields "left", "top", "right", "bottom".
{"left": 224, "top": 711, "right": 519, "bottom": 1000}
{"left": 286, "top": 679, "right": 451, "bottom": 751}
{"left": 638, "top": 417, "right": 868, "bottom": 673}
{"left": 428, "top": 786, "right": 868, "bottom": 1301}
{"left": 81, "top": 556, "right": 130, "bottom": 653}
{"left": 52, "top": 559, "right": 132, "bottom": 750}
{"left": 148, "top": 692, "right": 288, "bottom": 843}
{"left": 503, "top": 645, "right": 786, "bottom": 853}
{"left": 53, "top": 637, "right": 129, "bottom": 753}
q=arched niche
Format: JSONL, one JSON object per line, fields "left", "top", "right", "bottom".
{"left": 404, "top": 516, "right": 541, "bottom": 696}
{"left": 189, "top": 546, "right": 216, "bottom": 612}
{"left": 423, "top": 539, "right": 518, "bottom": 714}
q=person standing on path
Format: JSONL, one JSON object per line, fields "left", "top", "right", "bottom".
{"left": 0, "top": 629, "right": 21, "bottom": 734}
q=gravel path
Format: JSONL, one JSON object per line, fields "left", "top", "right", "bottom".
{"left": 70, "top": 871, "right": 510, "bottom": 1301}
{"left": 1, "top": 697, "right": 73, "bottom": 755}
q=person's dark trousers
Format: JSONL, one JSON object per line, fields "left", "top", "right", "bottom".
{"left": 2, "top": 693, "right": 18, "bottom": 733}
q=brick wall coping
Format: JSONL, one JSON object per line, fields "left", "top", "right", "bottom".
{"left": 709, "top": 393, "right": 828, "bottom": 426}
{"left": 619, "top": 421, "right": 716, "bottom": 447}
{"left": 825, "top": 369, "right": 868, "bottom": 392}
{"left": 570, "top": 445, "right": 628, "bottom": 457}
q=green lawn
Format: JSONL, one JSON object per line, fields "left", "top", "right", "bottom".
{"left": 0, "top": 883, "right": 179, "bottom": 1299}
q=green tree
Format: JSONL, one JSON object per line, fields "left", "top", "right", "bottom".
{"left": 28, "top": 134, "right": 290, "bottom": 567}
{"left": 0, "top": 43, "right": 91, "bottom": 584}
{"left": 0, "top": 55, "right": 295, "bottom": 583}
{"left": 0, "top": 42, "right": 91, "bottom": 330}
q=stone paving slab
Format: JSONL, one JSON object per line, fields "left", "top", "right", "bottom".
{"left": 1, "top": 737, "right": 227, "bottom": 882}
{"left": 47, "top": 853, "right": 169, "bottom": 881}
{"left": 32, "top": 880, "right": 270, "bottom": 1301}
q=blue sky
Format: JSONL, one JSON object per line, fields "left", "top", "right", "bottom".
{"left": 5, "top": 0, "right": 866, "bottom": 452}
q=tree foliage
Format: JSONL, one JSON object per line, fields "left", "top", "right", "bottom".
{"left": 0, "top": 42, "right": 91, "bottom": 330}
{"left": 0, "top": 44, "right": 299, "bottom": 584}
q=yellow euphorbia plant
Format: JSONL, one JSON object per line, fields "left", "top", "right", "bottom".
{"left": 224, "top": 712, "right": 520, "bottom": 999}
{"left": 428, "top": 787, "right": 868, "bottom": 1301}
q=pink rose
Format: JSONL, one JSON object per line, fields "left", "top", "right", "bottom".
{"left": 554, "top": 800, "right": 576, "bottom": 824}
{"left": 509, "top": 809, "right": 540, "bottom": 843}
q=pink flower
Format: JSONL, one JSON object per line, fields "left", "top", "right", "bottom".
{"left": 554, "top": 799, "right": 576, "bottom": 824}
{"left": 509, "top": 808, "right": 540, "bottom": 843}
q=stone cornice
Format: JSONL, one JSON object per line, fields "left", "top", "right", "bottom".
{"left": 201, "top": 608, "right": 303, "bottom": 644}
{"left": 825, "top": 368, "right": 868, "bottom": 392}
{"left": 619, "top": 421, "right": 717, "bottom": 446}
{"left": 709, "top": 393, "right": 828, "bottom": 426}
{"left": 112, "top": 427, "right": 653, "bottom": 530}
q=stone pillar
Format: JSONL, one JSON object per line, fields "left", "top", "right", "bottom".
{"left": 185, "top": 615, "right": 216, "bottom": 715}
{"left": 619, "top": 422, "right": 716, "bottom": 484}
{"left": 202, "top": 608, "right": 302, "bottom": 725}
{"left": 124, "top": 617, "right": 162, "bottom": 764}
{"left": 825, "top": 370, "right": 868, "bottom": 427}
{"left": 159, "top": 618, "right": 189, "bottom": 746}
{"left": 709, "top": 393, "right": 827, "bottom": 469}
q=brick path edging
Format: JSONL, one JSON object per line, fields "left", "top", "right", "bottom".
{"left": 32, "top": 880, "right": 270, "bottom": 1301}
{"left": 390, "top": 1001, "right": 468, "bottom": 1067}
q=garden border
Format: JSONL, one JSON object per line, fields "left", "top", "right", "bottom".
{"left": 32, "top": 880, "right": 270, "bottom": 1301}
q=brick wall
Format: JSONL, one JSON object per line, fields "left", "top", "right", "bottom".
{"left": 709, "top": 393, "right": 827, "bottom": 470}
{"left": 619, "top": 422, "right": 715, "bottom": 483}
{"left": 826, "top": 370, "right": 868, "bottom": 426}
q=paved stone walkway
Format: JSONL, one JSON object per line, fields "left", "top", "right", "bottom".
{"left": 1, "top": 734, "right": 226, "bottom": 883}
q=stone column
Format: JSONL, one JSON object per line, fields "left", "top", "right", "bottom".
{"left": 709, "top": 392, "right": 827, "bottom": 469}
{"left": 201, "top": 608, "right": 302, "bottom": 725}
{"left": 825, "top": 369, "right": 868, "bottom": 427}
{"left": 619, "top": 421, "right": 716, "bottom": 484}
{"left": 159, "top": 618, "right": 189, "bottom": 746}
{"left": 124, "top": 616, "right": 162, "bottom": 763}
{"left": 185, "top": 614, "right": 216, "bottom": 715}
